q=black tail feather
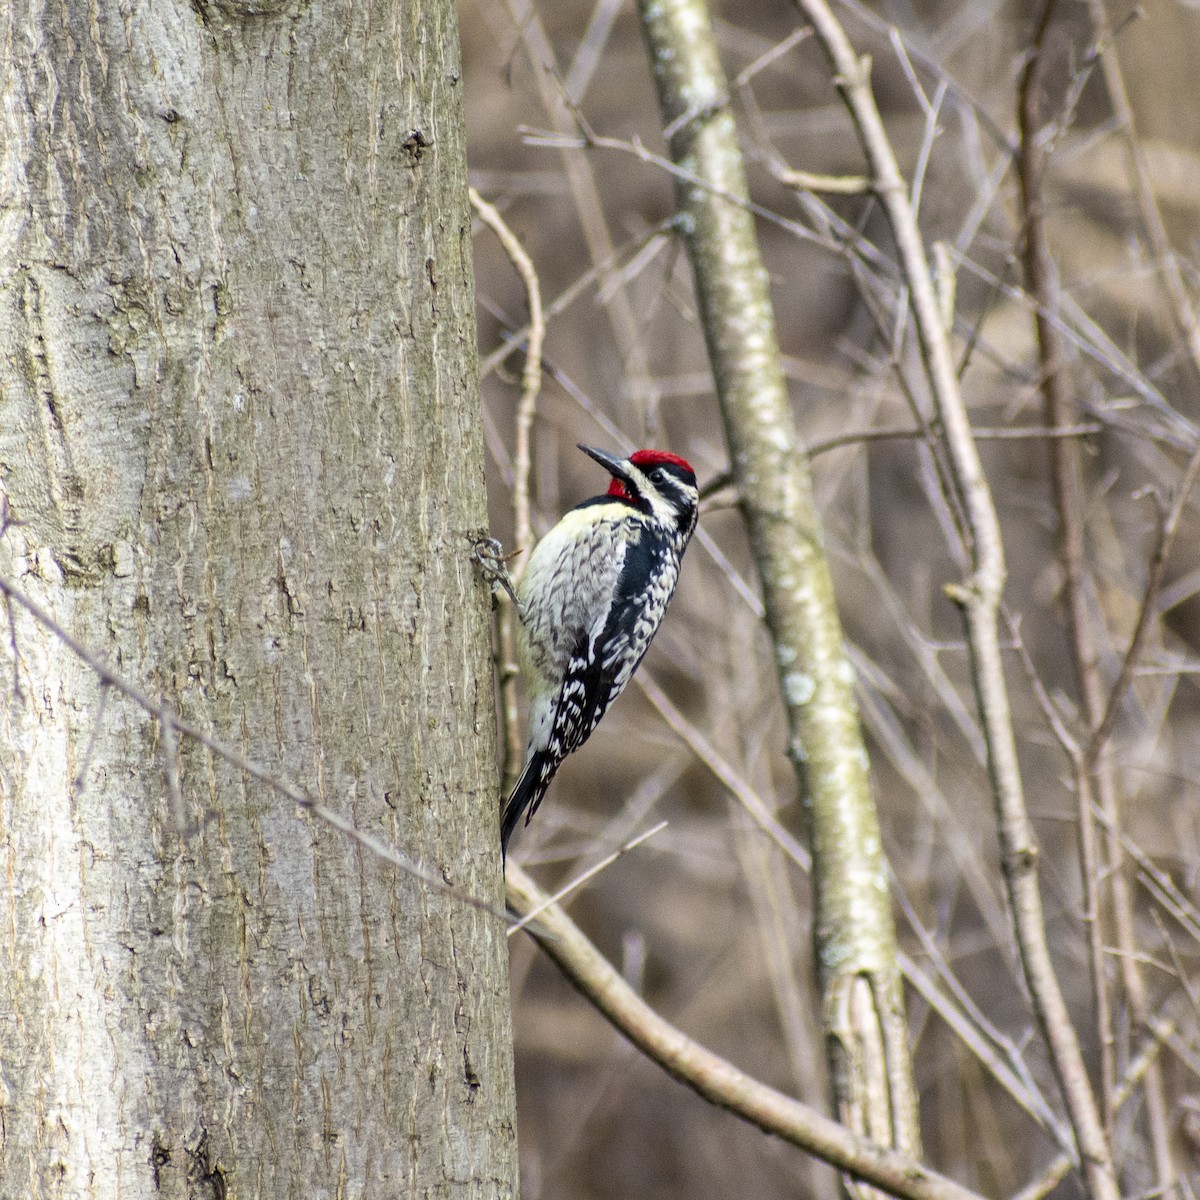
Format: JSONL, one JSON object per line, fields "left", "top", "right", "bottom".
{"left": 501, "top": 751, "right": 558, "bottom": 858}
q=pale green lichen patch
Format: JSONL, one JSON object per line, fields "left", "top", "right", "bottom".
{"left": 782, "top": 670, "right": 815, "bottom": 707}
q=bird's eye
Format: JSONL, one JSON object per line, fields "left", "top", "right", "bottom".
{"left": 649, "top": 468, "right": 665, "bottom": 482}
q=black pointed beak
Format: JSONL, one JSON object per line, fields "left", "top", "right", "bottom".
{"left": 578, "top": 444, "right": 634, "bottom": 489}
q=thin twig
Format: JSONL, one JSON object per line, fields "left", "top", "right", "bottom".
{"left": 470, "top": 186, "right": 546, "bottom": 794}
{"left": 635, "top": 672, "right": 812, "bottom": 870}
{"left": 1138, "top": 868, "right": 1200, "bottom": 951}
{"left": 1085, "top": 0, "right": 1200, "bottom": 382}
{"left": 897, "top": 948, "right": 1070, "bottom": 1150}
{"left": 1009, "top": 1018, "right": 1177, "bottom": 1200}
{"left": 506, "top": 820, "right": 668, "bottom": 936}
{"left": 478, "top": 222, "right": 673, "bottom": 380}
{"left": 469, "top": 187, "right": 544, "bottom": 564}
{"left": 771, "top": 164, "right": 871, "bottom": 194}
{"left": 1016, "top": 0, "right": 1116, "bottom": 1137}
{"left": 1082, "top": 418, "right": 1200, "bottom": 1200}
{"left": 806, "top": 422, "right": 1101, "bottom": 458}
{"left": 945, "top": 249, "right": 1196, "bottom": 444}
{"left": 159, "top": 713, "right": 186, "bottom": 837}
{"left": 732, "top": 26, "right": 812, "bottom": 88}
{"left": 71, "top": 680, "right": 111, "bottom": 794}
{"left": 522, "top": 127, "right": 846, "bottom": 260}
{"left": 502, "top": 0, "right": 661, "bottom": 435}
{"left": 1085, "top": 442, "right": 1200, "bottom": 771}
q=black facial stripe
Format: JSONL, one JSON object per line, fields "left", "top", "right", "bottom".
{"left": 654, "top": 478, "right": 697, "bottom": 507}
{"left": 647, "top": 463, "right": 696, "bottom": 486}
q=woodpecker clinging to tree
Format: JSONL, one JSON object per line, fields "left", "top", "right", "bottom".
{"left": 496, "top": 444, "right": 700, "bottom": 856}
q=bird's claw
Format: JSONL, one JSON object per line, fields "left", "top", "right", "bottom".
{"left": 472, "top": 537, "right": 521, "bottom": 608}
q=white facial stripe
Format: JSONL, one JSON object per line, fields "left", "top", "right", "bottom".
{"left": 623, "top": 462, "right": 695, "bottom": 525}
{"left": 622, "top": 464, "right": 665, "bottom": 523}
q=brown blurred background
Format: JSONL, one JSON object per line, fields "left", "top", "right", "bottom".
{"left": 460, "top": 0, "right": 1200, "bottom": 1195}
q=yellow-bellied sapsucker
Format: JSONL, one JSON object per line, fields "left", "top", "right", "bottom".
{"left": 501, "top": 444, "right": 699, "bottom": 855}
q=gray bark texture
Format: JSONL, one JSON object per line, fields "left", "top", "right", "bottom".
{"left": 0, "top": 1, "right": 517, "bottom": 1197}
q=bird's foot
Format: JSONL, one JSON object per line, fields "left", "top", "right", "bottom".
{"left": 472, "top": 537, "right": 521, "bottom": 609}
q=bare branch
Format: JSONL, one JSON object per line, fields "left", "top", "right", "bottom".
{"left": 505, "top": 862, "right": 986, "bottom": 1200}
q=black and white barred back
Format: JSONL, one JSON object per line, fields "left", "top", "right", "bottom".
{"left": 501, "top": 445, "right": 699, "bottom": 855}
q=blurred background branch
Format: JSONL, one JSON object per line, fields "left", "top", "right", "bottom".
{"left": 639, "top": 0, "right": 921, "bottom": 1176}
{"left": 464, "top": 0, "right": 1200, "bottom": 1194}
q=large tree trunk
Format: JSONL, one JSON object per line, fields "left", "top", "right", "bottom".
{"left": 0, "top": 1, "right": 517, "bottom": 1196}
